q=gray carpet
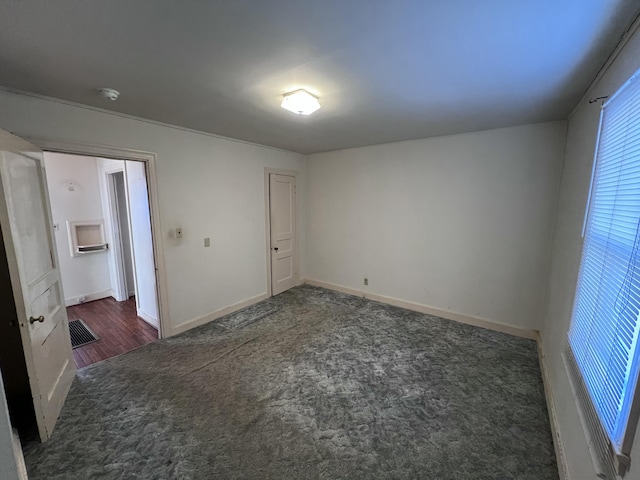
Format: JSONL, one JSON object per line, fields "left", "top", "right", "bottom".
{"left": 23, "top": 285, "right": 558, "bottom": 479}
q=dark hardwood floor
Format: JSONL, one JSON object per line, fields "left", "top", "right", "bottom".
{"left": 67, "top": 296, "right": 158, "bottom": 369}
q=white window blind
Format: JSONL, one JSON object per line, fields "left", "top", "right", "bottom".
{"left": 569, "top": 68, "right": 640, "bottom": 464}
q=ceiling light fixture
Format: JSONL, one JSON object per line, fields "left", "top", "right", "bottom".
{"left": 281, "top": 89, "right": 321, "bottom": 115}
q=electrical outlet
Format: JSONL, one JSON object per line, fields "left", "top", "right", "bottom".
{"left": 204, "top": 237, "right": 210, "bottom": 247}
{"left": 364, "top": 278, "right": 368, "bottom": 286}
{"left": 175, "top": 228, "right": 183, "bottom": 239}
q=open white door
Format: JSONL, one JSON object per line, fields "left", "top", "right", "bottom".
{"left": 270, "top": 174, "right": 297, "bottom": 295}
{"left": 0, "top": 129, "right": 75, "bottom": 441}
{"left": 124, "top": 160, "right": 158, "bottom": 328}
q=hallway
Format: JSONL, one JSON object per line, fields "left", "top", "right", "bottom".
{"left": 67, "top": 297, "right": 158, "bottom": 368}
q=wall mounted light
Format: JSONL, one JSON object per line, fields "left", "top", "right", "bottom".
{"left": 281, "top": 89, "right": 321, "bottom": 115}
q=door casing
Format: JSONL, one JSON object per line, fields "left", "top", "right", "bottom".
{"left": 25, "top": 137, "right": 169, "bottom": 338}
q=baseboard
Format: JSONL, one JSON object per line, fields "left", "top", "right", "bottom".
{"left": 170, "top": 292, "right": 270, "bottom": 336}
{"left": 303, "top": 279, "right": 538, "bottom": 340}
{"left": 137, "top": 309, "right": 159, "bottom": 329}
{"left": 537, "top": 339, "right": 569, "bottom": 480}
{"left": 304, "top": 279, "right": 363, "bottom": 298}
{"left": 64, "top": 289, "right": 112, "bottom": 307}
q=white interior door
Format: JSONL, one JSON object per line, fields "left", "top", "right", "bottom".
{"left": 113, "top": 172, "right": 136, "bottom": 298}
{"left": 0, "top": 129, "right": 75, "bottom": 441}
{"left": 125, "top": 160, "right": 158, "bottom": 328}
{"left": 270, "top": 174, "right": 297, "bottom": 295}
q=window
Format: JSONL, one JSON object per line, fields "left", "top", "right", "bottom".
{"left": 569, "top": 68, "right": 640, "bottom": 478}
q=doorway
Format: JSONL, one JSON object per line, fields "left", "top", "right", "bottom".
{"left": 265, "top": 169, "right": 299, "bottom": 296}
{"left": 0, "top": 129, "right": 169, "bottom": 446}
{"left": 0, "top": 223, "right": 38, "bottom": 440}
{"left": 42, "top": 152, "right": 160, "bottom": 368}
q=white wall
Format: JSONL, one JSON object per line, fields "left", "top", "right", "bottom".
{"left": 306, "top": 122, "right": 567, "bottom": 331}
{"left": 125, "top": 160, "right": 158, "bottom": 327}
{"left": 0, "top": 371, "right": 20, "bottom": 480}
{"left": 0, "top": 89, "right": 306, "bottom": 335}
{"left": 540, "top": 24, "right": 640, "bottom": 480}
{"left": 43, "top": 152, "right": 112, "bottom": 305}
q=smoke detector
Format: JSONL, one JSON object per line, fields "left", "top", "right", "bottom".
{"left": 98, "top": 88, "right": 120, "bottom": 101}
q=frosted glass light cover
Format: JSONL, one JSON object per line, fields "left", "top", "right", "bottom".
{"left": 281, "top": 89, "right": 321, "bottom": 115}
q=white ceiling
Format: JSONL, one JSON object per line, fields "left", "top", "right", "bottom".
{"left": 0, "top": 1, "right": 638, "bottom": 154}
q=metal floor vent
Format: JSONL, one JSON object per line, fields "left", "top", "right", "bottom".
{"left": 68, "top": 319, "right": 99, "bottom": 349}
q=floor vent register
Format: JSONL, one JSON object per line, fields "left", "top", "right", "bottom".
{"left": 68, "top": 319, "right": 99, "bottom": 349}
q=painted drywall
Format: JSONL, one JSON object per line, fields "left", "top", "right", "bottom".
{"left": 306, "top": 121, "right": 567, "bottom": 330}
{"left": 540, "top": 23, "right": 640, "bottom": 480}
{"left": 43, "top": 152, "right": 112, "bottom": 305}
{"left": 0, "top": 371, "right": 20, "bottom": 480}
{"left": 0, "top": 89, "right": 306, "bottom": 335}
{"left": 125, "top": 160, "right": 158, "bottom": 327}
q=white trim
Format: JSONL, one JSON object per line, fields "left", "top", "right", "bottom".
{"left": 304, "top": 278, "right": 539, "bottom": 340}
{"left": 264, "top": 167, "right": 299, "bottom": 297}
{"left": 26, "top": 137, "right": 169, "bottom": 340}
{"left": 137, "top": 309, "right": 158, "bottom": 329}
{"left": 170, "top": 292, "right": 269, "bottom": 336}
{"left": 64, "top": 289, "right": 112, "bottom": 307}
{"left": 537, "top": 339, "right": 570, "bottom": 480}
{"left": 26, "top": 137, "right": 156, "bottom": 163}
{"left": 563, "top": 345, "right": 620, "bottom": 478}
{"left": 569, "top": 12, "right": 640, "bottom": 119}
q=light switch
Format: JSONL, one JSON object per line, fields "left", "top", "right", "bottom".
{"left": 175, "top": 228, "right": 183, "bottom": 239}
{"left": 204, "top": 237, "right": 210, "bottom": 247}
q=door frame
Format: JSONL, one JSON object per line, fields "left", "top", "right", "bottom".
{"left": 25, "top": 137, "right": 169, "bottom": 339}
{"left": 263, "top": 167, "right": 299, "bottom": 297}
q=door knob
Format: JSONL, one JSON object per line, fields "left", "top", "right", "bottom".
{"left": 273, "top": 247, "right": 279, "bottom": 251}
{"left": 29, "top": 315, "right": 45, "bottom": 324}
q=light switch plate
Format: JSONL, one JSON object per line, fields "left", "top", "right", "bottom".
{"left": 175, "top": 228, "right": 183, "bottom": 239}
